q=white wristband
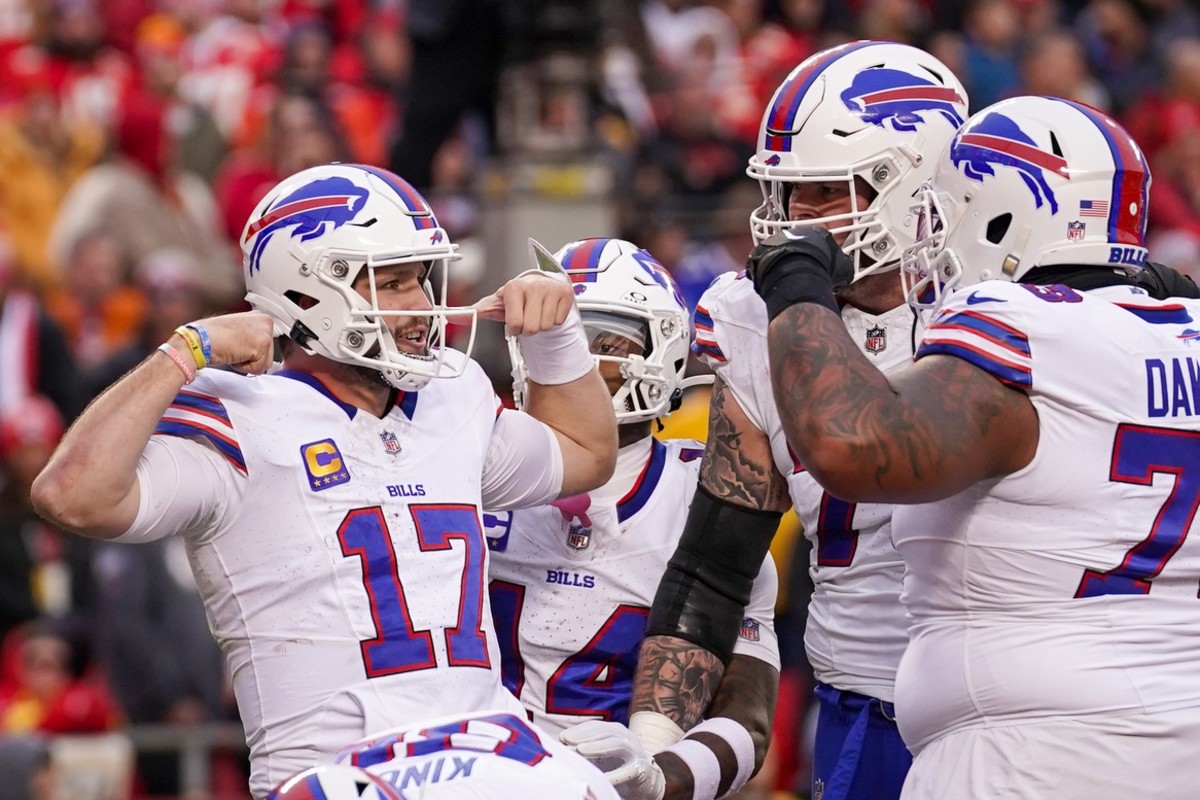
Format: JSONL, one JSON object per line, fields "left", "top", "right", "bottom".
{"left": 629, "top": 710, "right": 685, "bottom": 754}
{"left": 518, "top": 304, "right": 595, "bottom": 386}
{"left": 685, "top": 717, "right": 756, "bottom": 796}
{"left": 661, "top": 738, "right": 721, "bottom": 800}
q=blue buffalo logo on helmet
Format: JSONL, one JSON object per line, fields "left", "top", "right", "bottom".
{"left": 951, "top": 112, "right": 1070, "bottom": 214}
{"left": 244, "top": 176, "right": 371, "bottom": 274}
{"left": 632, "top": 249, "right": 687, "bottom": 311}
{"left": 839, "top": 68, "right": 965, "bottom": 132}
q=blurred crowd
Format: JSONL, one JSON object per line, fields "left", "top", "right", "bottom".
{"left": 0, "top": 0, "right": 1197, "bottom": 797}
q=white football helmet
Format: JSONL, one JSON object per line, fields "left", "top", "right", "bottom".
{"left": 748, "top": 40, "right": 968, "bottom": 282}
{"left": 508, "top": 238, "right": 700, "bottom": 423}
{"left": 267, "top": 765, "right": 403, "bottom": 800}
{"left": 241, "top": 162, "right": 477, "bottom": 391}
{"left": 901, "top": 96, "right": 1151, "bottom": 312}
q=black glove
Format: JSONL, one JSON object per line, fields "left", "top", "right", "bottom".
{"left": 746, "top": 228, "right": 854, "bottom": 320}
{"left": 1135, "top": 260, "right": 1200, "bottom": 300}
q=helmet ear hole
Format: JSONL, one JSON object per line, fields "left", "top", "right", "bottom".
{"left": 284, "top": 290, "right": 319, "bottom": 310}
{"left": 986, "top": 213, "right": 1013, "bottom": 245}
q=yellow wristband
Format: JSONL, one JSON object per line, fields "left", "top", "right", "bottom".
{"left": 174, "top": 325, "right": 207, "bottom": 369}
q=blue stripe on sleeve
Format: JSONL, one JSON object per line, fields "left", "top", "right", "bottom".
{"left": 154, "top": 420, "right": 247, "bottom": 472}
{"left": 916, "top": 340, "right": 1032, "bottom": 389}
{"left": 172, "top": 391, "right": 232, "bottom": 422}
{"left": 932, "top": 310, "right": 1031, "bottom": 357}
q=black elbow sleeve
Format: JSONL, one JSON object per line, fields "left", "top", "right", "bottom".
{"left": 645, "top": 487, "right": 782, "bottom": 664}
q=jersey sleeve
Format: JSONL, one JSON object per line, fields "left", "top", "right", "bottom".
{"left": 731, "top": 555, "right": 781, "bottom": 671}
{"left": 692, "top": 273, "right": 776, "bottom": 434}
{"left": 481, "top": 408, "right": 565, "bottom": 510}
{"left": 117, "top": 434, "right": 245, "bottom": 544}
{"left": 118, "top": 382, "right": 249, "bottom": 543}
{"left": 914, "top": 286, "right": 1034, "bottom": 390}
{"left": 153, "top": 387, "right": 249, "bottom": 474}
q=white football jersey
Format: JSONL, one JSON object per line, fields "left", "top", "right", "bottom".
{"left": 485, "top": 436, "right": 781, "bottom": 736}
{"left": 118, "top": 355, "right": 549, "bottom": 795}
{"left": 893, "top": 282, "right": 1200, "bottom": 752}
{"left": 694, "top": 272, "right": 919, "bottom": 701}
{"left": 336, "top": 710, "right": 620, "bottom": 799}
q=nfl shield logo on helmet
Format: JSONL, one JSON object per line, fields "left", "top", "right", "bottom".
{"left": 1067, "top": 220, "right": 1085, "bottom": 241}
{"left": 865, "top": 325, "right": 887, "bottom": 354}
{"left": 379, "top": 430, "right": 401, "bottom": 455}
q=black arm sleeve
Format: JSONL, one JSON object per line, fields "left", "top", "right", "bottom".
{"left": 644, "top": 487, "right": 781, "bottom": 664}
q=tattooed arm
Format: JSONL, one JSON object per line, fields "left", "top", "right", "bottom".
{"left": 651, "top": 653, "right": 780, "bottom": 799}
{"left": 630, "top": 636, "right": 726, "bottom": 732}
{"left": 632, "top": 378, "right": 791, "bottom": 745}
{"left": 695, "top": 377, "right": 793, "bottom": 510}
{"left": 766, "top": 304, "right": 1038, "bottom": 503}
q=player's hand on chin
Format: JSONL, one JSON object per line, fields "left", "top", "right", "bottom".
{"left": 474, "top": 270, "right": 575, "bottom": 336}
{"left": 201, "top": 311, "right": 278, "bottom": 375}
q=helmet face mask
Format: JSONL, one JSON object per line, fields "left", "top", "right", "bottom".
{"left": 748, "top": 40, "right": 969, "bottom": 283}
{"left": 241, "top": 163, "right": 478, "bottom": 391}
{"left": 900, "top": 96, "right": 1152, "bottom": 314}
{"left": 508, "top": 238, "right": 692, "bottom": 424}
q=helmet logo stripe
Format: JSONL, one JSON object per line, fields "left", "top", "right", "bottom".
{"left": 1055, "top": 99, "right": 1148, "bottom": 247}
{"left": 244, "top": 195, "right": 359, "bottom": 242}
{"left": 352, "top": 163, "right": 438, "bottom": 230}
{"left": 763, "top": 40, "right": 875, "bottom": 149}
{"left": 562, "top": 237, "right": 609, "bottom": 282}
{"left": 956, "top": 134, "right": 1070, "bottom": 178}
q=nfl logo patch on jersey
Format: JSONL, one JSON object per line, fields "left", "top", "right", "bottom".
{"left": 301, "top": 439, "right": 351, "bottom": 491}
{"left": 379, "top": 430, "right": 401, "bottom": 455}
{"left": 1067, "top": 220, "right": 1086, "bottom": 241}
{"left": 550, "top": 494, "right": 593, "bottom": 551}
{"left": 865, "top": 325, "right": 887, "bottom": 354}
{"left": 566, "top": 524, "right": 591, "bottom": 551}
{"left": 739, "top": 617, "right": 761, "bottom": 642}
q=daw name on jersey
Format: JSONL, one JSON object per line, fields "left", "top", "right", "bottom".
{"left": 1146, "top": 357, "right": 1200, "bottom": 418}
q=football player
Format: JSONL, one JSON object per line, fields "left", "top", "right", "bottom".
{"left": 31, "top": 163, "right": 618, "bottom": 795}
{"left": 749, "top": 95, "right": 1200, "bottom": 797}
{"left": 621, "top": 41, "right": 970, "bottom": 800}
{"left": 486, "top": 238, "right": 780, "bottom": 800}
